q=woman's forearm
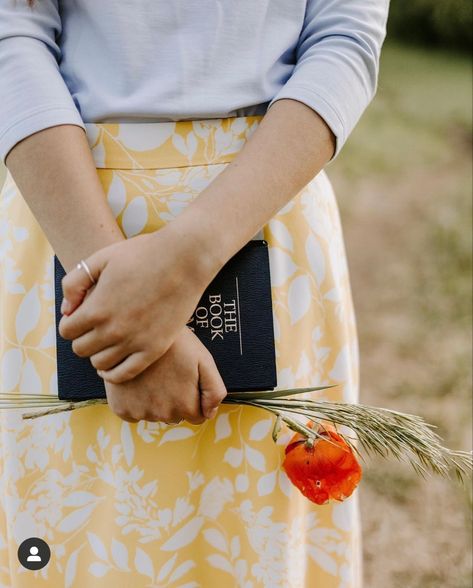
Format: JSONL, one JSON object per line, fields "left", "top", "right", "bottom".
{"left": 166, "top": 98, "right": 336, "bottom": 281}
{"left": 5, "top": 124, "right": 124, "bottom": 273}
{"left": 4, "top": 101, "right": 333, "bottom": 307}
{"left": 53, "top": 101, "right": 335, "bottom": 382}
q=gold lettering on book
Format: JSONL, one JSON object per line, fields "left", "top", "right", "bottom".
{"left": 187, "top": 292, "right": 239, "bottom": 342}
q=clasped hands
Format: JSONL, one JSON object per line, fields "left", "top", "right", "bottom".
{"left": 58, "top": 222, "right": 227, "bottom": 424}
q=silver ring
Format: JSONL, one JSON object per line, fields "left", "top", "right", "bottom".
{"left": 77, "top": 259, "right": 96, "bottom": 285}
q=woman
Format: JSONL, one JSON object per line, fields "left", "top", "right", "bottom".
{"left": 0, "top": 1, "right": 388, "bottom": 586}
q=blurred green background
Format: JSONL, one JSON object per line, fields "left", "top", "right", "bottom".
{"left": 328, "top": 6, "right": 472, "bottom": 587}
{"left": 1, "top": 5, "right": 472, "bottom": 587}
{"left": 387, "top": 0, "right": 472, "bottom": 51}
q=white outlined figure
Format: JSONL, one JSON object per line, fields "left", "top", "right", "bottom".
{"left": 26, "top": 546, "right": 41, "bottom": 562}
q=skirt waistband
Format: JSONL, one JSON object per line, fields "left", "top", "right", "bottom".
{"left": 84, "top": 115, "right": 264, "bottom": 170}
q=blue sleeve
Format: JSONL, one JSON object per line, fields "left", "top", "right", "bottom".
{"left": 0, "top": 0, "right": 86, "bottom": 166}
{"left": 267, "top": 0, "right": 389, "bottom": 159}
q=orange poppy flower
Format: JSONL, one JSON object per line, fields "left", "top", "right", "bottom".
{"left": 282, "top": 420, "right": 362, "bottom": 505}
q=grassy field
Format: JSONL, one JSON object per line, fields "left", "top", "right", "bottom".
{"left": 1, "top": 40, "right": 471, "bottom": 588}
{"left": 329, "top": 41, "right": 472, "bottom": 588}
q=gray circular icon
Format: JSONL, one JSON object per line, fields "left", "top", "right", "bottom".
{"left": 17, "top": 537, "right": 51, "bottom": 570}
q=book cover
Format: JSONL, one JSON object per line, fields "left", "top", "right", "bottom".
{"left": 54, "top": 239, "right": 277, "bottom": 401}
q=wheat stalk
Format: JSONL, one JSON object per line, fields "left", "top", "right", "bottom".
{"left": 1, "top": 386, "right": 471, "bottom": 484}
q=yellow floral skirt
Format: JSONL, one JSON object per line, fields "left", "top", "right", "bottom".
{"left": 0, "top": 115, "right": 362, "bottom": 587}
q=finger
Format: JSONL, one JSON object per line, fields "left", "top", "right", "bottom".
{"left": 60, "top": 251, "right": 106, "bottom": 315}
{"left": 96, "top": 351, "right": 152, "bottom": 384}
{"left": 198, "top": 354, "right": 227, "bottom": 419}
{"left": 71, "top": 327, "right": 124, "bottom": 360}
{"left": 58, "top": 303, "right": 102, "bottom": 341}
{"left": 89, "top": 344, "right": 129, "bottom": 371}
{"left": 117, "top": 414, "right": 140, "bottom": 423}
{"left": 110, "top": 408, "right": 140, "bottom": 423}
{"left": 178, "top": 386, "right": 207, "bottom": 426}
{"left": 105, "top": 388, "right": 141, "bottom": 423}
{"left": 70, "top": 327, "right": 99, "bottom": 358}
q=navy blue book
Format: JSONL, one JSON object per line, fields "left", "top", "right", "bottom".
{"left": 54, "top": 239, "right": 277, "bottom": 401}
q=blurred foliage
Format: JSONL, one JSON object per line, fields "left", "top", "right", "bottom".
{"left": 330, "top": 40, "right": 472, "bottom": 587}
{"left": 387, "top": 0, "right": 473, "bottom": 51}
{"left": 333, "top": 41, "right": 472, "bottom": 178}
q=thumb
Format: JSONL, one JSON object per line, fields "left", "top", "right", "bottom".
{"left": 198, "top": 353, "right": 228, "bottom": 420}
{"left": 60, "top": 253, "right": 105, "bottom": 315}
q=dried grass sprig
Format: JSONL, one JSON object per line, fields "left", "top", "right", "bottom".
{"left": 1, "top": 386, "right": 471, "bottom": 484}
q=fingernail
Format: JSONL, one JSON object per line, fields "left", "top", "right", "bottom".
{"left": 61, "top": 298, "right": 71, "bottom": 314}
{"left": 206, "top": 407, "right": 218, "bottom": 419}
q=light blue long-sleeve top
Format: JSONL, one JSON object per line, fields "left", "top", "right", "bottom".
{"left": 0, "top": 0, "right": 389, "bottom": 166}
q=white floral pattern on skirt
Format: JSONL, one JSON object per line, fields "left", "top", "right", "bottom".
{"left": 0, "top": 116, "right": 362, "bottom": 587}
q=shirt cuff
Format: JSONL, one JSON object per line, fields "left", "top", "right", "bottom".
{"left": 267, "top": 83, "right": 348, "bottom": 161}
{"left": 0, "top": 105, "right": 86, "bottom": 166}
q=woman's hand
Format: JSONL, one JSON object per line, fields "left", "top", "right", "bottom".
{"left": 104, "top": 326, "right": 228, "bottom": 423}
{"left": 58, "top": 222, "right": 219, "bottom": 384}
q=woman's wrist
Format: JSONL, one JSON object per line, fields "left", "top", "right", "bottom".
{"left": 159, "top": 207, "right": 225, "bottom": 292}
{"left": 155, "top": 99, "right": 337, "bottom": 294}
{"left": 5, "top": 125, "right": 125, "bottom": 273}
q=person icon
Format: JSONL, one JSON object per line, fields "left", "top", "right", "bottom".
{"left": 26, "top": 546, "right": 41, "bottom": 562}
{"left": 18, "top": 537, "right": 50, "bottom": 570}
